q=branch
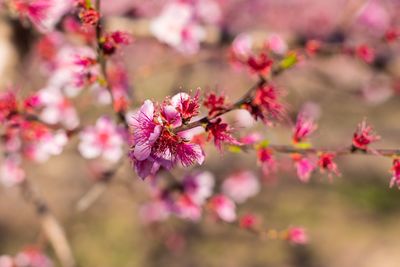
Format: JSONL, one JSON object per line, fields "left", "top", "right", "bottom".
{"left": 20, "top": 179, "right": 76, "bottom": 267}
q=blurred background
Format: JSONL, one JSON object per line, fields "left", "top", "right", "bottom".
{"left": 1, "top": 0, "right": 400, "bottom": 266}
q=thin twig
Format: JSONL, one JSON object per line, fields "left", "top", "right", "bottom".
{"left": 20, "top": 179, "right": 76, "bottom": 267}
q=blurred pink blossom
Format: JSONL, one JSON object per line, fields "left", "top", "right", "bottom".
{"left": 222, "top": 171, "right": 260, "bottom": 203}
{"left": 79, "top": 116, "right": 124, "bottom": 162}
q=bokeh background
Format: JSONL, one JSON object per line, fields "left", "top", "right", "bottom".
{"left": 1, "top": 0, "right": 400, "bottom": 266}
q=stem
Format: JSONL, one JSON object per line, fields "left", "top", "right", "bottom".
{"left": 20, "top": 180, "right": 76, "bottom": 267}
{"left": 260, "top": 144, "right": 400, "bottom": 158}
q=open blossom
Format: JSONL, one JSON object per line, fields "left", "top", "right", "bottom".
{"left": 183, "top": 171, "right": 215, "bottom": 205}
{"left": 356, "top": 0, "right": 389, "bottom": 34}
{"left": 356, "top": 44, "right": 375, "bottom": 64}
{"left": 244, "top": 84, "right": 283, "bottom": 125}
{"left": 208, "top": 194, "right": 237, "bottom": 222}
{"left": 293, "top": 155, "right": 316, "bottom": 183}
{"left": 150, "top": 1, "right": 205, "bottom": 54}
{"left": 12, "top": 0, "right": 72, "bottom": 32}
{"left": 222, "top": 171, "right": 260, "bottom": 203}
{"left": 389, "top": 159, "right": 400, "bottom": 189}
{"left": 246, "top": 53, "right": 273, "bottom": 75}
{"left": 293, "top": 114, "right": 317, "bottom": 144}
{"left": 239, "top": 213, "right": 260, "bottom": 230}
{"left": 286, "top": 227, "right": 308, "bottom": 245}
{"left": 79, "top": 116, "right": 124, "bottom": 162}
{"left": 102, "top": 31, "right": 133, "bottom": 55}
{"left": 37, "top": 88, "right": 79, "bottom": 129}
{"left": 139, "top": 201, "right": 170, "bottom": 224}
{"left": 318, "top": 153, "right": 340, "bottom": 179}
{"left": 206, "top": 118, "right": 241, "bottom": 151}
{"left": 171, "top": 91, "right": 200, "bottom": 121}
{"left": 174, "top": 194, "right": 202, "bottom": 221}
{"left": 0, "top": 256, "right": 13, "bottom": 267}
{"left": 203, "top": 92, "right": 227, "bottom": 116}
{"left": 352, "top": 119, "right": 380, "bottom": 150}
{"left": 25, "top": 129, "right": 68, "bottom": 162}
{"left": 266, "top": 33, "right": 288, "bottom": 55}
{"left": 257, "top": 147, "right": 277, "bottom": 177}
{"left": 129, "top": 98, "right": 204, "bottom": 179}
{"left": 0, "top": 157, "right": 25, "bottom": 187}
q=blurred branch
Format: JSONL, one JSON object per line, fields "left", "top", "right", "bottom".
{"left": 20, "top": 179, "right": 76, "bottom": 267}
{"left": 76, "top": 158, "right": 124, "bottom": 212}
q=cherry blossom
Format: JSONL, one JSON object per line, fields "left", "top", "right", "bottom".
{"left": 79, "top": 116, "right": 124, "bottom": 162}
{"left": 208, "top": 194, "right": 237, "bottom": 222}
{"left": 37, "top": 87, "right": 79, "bottom": 130}
{"left": 222, "top": 171, "right": 260, "bottom": 204}
{"left": 183, "top": 171, "right": 215, "bottom": 205}
{"left": 352, "top": 119, "right": 380, "bottom": 150}
{"left": 293, "top": 113, "right": 317, "bottom": 144}
{"left": 389, "top": 159, "right": 400, "bottom": 189}
{"left": 286, "top": 227, "right": 308, "bottom": 245}
{"left": 150, "top": 1, "right": 205, "bottom": 54}
{"left": 293, "top": 155, "right": 316, "bottom": 183}
{"left": 129, "top": 98, "right": 204, "bottom": 179}
{"left": 0, "top": 157, "right": 25, "bottom": 187}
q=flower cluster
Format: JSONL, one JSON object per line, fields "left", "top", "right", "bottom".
{"left": 129, "top": 93, "right": 205, "bottom": 179}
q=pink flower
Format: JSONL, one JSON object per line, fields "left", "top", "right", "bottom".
{"left": 318, "top": 153, "right": 340, "bottom": 179}
{"left": 0, "top": 157, "right": 25, "bottom": 187}
{"left": 13, "top": 0, "right": 72, "bottom": 32}
{"left": 222, "top": 171, "right": 260, "bottom": 203}
{"left": 79, "top": 116, "right": 124, "bottom": 162}
{"left": 245, "top": 84, "right": 284, "bottom": 125}
{"left": 257, "top": 147, "right": 277, "bottom": 177}
{"left": 246, "top": 53, "right": 273, "bottom": 75}
{"left": 356, "top": 0, "right": 389, "bottom": 34}
{"left": 352, "top": 119, "right": 380, "bottom": 150}
{"left": 209, "top": 194, "right": 237, "bottom": 222}
{"left": 293, "top": 114, "right": 317, "bottom": 144}
{"left": 293, "top": 156, "right": 316, "bottom": 183}
{"left": 171, "top": 90, "right": 200, "bottom": 121}
{"left": 287, "top": 227, "right": 308, "bottom": 245}
{"left": 389, "top": 159, "right": 400, "bottom": 189}
{"left": 203, "top": 92, "right": 227, "bottom": 116}
{"left": 174, "top": 194, "right": 202, "bottom": 221}
{"left": 150, "top": 1, "right": 205, "bottom": 54}
{"left": 139, "top": 201, "right": 170, "bottom": 224}
{"left": 102, "top": 31, "right": 133, "bottom": 55}
{"left": 183, "top": 171, "right": 215, "bottom": 205}
{"left": 130, "top": 99, "right": 204, "bottom": 179}
{"left": 25, "top": 130, "right": 68, "bottom": 162}
{"left": 0, "top": 256, "right": 13, "bottom": 267}
{"left": 206, "top": 118, "right": 241, "bottom": 151}
{"left": 0, "top": 91, "right": 18, "bottom": 123}
{"left": 37, "top": 87, "right": 79, "bottom": 130}
{"left": 240, "top": 132, "right": 262, "bottom": 145}
{"left": 266, "top": 33, "right": 288, "bottom": 55}
{"left": 356, "top": 44, "right": 375, "bottom": 64}
{"left": 239, "top": 213, "right": 260, "bottom": 230}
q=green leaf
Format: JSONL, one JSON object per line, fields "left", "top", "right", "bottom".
{"left": 279, "top": 52, "right": 298, "bottom": 69}
{"left": 228, "top": 146, "right": 242, "bottom": 153}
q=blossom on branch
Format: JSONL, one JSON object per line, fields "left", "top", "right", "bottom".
{"left": 352, "top": 119, "right": 380, "bottom": 150}
{"left": 79, "top": 116, "right": 124, "bottom": 162}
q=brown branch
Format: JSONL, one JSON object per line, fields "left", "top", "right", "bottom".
{"left": 20, "top": 179, "right": 76, "bottom": 267}
{"left": 250, "top": 144, "right": 400, "bottom": 158}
